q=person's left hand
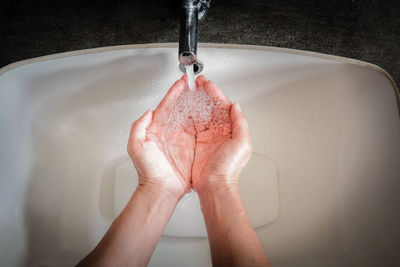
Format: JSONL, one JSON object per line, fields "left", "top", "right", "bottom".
{"left": 127, "top": 75, "right": 195, "bottom": 198}
{"left": 191, "top": 76, "right": 252, "bottom": 194}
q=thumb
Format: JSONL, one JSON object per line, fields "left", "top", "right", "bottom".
{"left": 128, "top": 110, "right": 153, "bottom": 154}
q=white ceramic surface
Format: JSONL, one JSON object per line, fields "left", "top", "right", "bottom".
{"left": 0, "top": 44, "right": 399, "bottom": 267}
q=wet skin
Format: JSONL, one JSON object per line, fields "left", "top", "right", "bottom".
{"left": 128, "top": 76, "right": 196, "bottom": 197}
{"left": 78, "top": 75, "right": 270, "bottom": 267}
{"left": 129, "top": 74, "right": 252, "bottom": 194}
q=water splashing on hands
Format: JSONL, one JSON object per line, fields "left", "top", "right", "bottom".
{"left": 127, "top": 75, "right": 196, "bottom": 197}
{"left": 128, "top": 75, "right": 251, "bottom": 196}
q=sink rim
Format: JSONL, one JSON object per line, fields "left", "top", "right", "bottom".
{"left": 1, "top": 43, "right": 398, "bottom": 111}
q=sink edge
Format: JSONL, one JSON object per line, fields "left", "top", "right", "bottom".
{"left": 1, "top": 43, "right": 398, "bottom": 113}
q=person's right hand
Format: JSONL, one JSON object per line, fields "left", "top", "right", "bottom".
{"left": 191, "top": 76, "right": 252, "bottom": 194}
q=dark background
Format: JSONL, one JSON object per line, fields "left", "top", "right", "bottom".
{"left": 1, "top": 0, "right": 399, "bottom": 87}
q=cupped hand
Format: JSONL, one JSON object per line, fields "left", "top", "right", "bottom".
{"left": 191, "top": 76, "right": 252, "bottom": 193}
{"left": 127, "top": 75, "right": 196, "bottom": 198}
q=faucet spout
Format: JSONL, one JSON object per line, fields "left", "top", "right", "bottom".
{"left": 178, "top": 0, "right": 210, "bottom": 73}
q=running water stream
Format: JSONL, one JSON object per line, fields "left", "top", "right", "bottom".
{"left": 185, "top": 65, "right": 196, "bottom": 91}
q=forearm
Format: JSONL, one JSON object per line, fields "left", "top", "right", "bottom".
{"left": 78, "top": 184, "right": 180, "bottom": 267}
{"left": 199, "top": 183, "right": 271, "bottom": 267}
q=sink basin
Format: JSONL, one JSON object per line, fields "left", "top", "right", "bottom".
{"left": 0, "top": 43, "right": 399, "bottom": 267}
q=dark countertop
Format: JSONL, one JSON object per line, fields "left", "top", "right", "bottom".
{"left": 1, "top": 0, "right": 399, "bottom": 88}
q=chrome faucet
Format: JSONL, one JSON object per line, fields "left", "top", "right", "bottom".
{"left": 178, "top": 0, "right": 210, "bottom": 74}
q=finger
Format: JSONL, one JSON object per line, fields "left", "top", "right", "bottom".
{"left": 181, "top": 74, "right": 188, "bottom": 84}
{"left": 204, "top": 80, "right": 232, "bottom": 107}
{"left": 195, "top": 75, "right": 207, "bottom": 89}
{"left": 230, "top": 103, "right": 251, "bottom": 145}
{"left": 157, "top": 75, "right": 186, "bottom": 110}
{"left": 128, "top": 110, "right": 153, "bottom": 151}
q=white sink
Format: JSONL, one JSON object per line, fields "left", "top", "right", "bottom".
{"left": 0, "top": 44, "right": 399, "bottom": 267}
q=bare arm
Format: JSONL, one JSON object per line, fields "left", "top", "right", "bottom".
{"left": 78, "top": 76, "right": 194, "bottom": 266}
{"left": 78, "top": 185, "right": 180, "bottom": 267}
{"left": 192, "top": 76, "right": 271, "bottom": 267}
{"left": 199, "top": 185, "right": 271, "bottom": 267}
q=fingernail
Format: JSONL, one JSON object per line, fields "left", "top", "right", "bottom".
{"left": 236, "top": 103, "right": 241, "bottom": 111}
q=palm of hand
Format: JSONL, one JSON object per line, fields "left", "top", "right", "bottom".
{"left": 129, "top": 75, "right": 250, "bottom": 196}
{"left": 191, "top": 76, "right": 241, "bottom": 192}
{"left": 192, "top": 130, "right": 232, "bottom": 192}
{"left": 145, "top": 121, "right": 195, "bottom": 193}
{"left": 128, "top": 77, "right": 195, "bottom": 196}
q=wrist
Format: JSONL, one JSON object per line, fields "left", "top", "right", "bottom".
{"left": 136, "top": 182, "right": 184, "bottom": 203}
{"left": 197, "top": 181, "right": 244, "bottom": 220}
{"left": 197, "top": 177, "right": 239, "bottom": 200}
{"left": 196, "top": 174, "right": 240, "bottom": 197}
{"left": 137, "top": 173, "right": 189, "bottom": 200}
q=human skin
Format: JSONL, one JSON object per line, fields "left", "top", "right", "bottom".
{"left": 129, "top": 75, "right": 196, "bottom": 197}
{"left": 78, "top": 75, "right": 271, "bottom": 267}
{"left": 191, "top": 75, "right": 251, "bottom": 192}
{"left": 78, "top": 76, "right": 194, "bottom": 267}
{"left": 192, "top": 76, "right": 272, "bottom": 267}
